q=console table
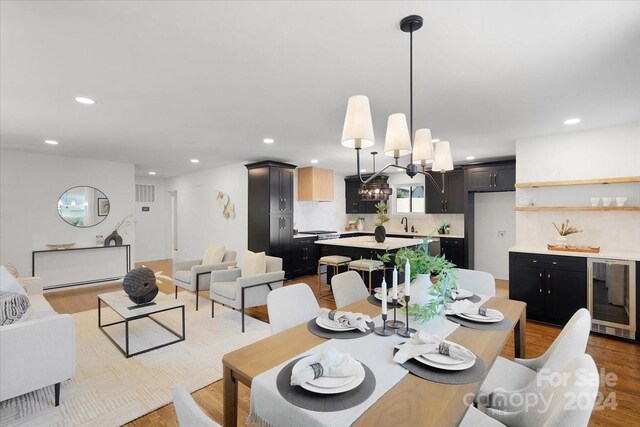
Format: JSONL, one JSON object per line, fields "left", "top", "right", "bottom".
{"left": 32, "top": 245, "right": 131, "bottom": 289}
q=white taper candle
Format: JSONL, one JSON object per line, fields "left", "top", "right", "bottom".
{"left": 381, "top": 278, "right": 388, "bottom": 315}
{"left": 392, "top": 267, "right": 398, "bottom": 300}
{"left": 404, "top": 260, "right": 411, "bottom": 296}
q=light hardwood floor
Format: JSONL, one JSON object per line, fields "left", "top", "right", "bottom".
{"left": 44, "top": 259, "right": 640, "bottom": 426}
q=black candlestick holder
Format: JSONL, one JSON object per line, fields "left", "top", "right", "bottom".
{"left": 374, "top": 313, "right": 395, "bottom": 336}
{"left": 385, "top": 298, "right": 405, "bottom": 329}
{"left": 398, "top": 295, "right": 417, "bottom": 338}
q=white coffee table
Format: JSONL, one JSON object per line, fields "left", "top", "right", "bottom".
{"left": 98, "top": 291, "right": 185, "bottom": 358}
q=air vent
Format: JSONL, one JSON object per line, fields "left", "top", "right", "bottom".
{"left": 136, "top": 184, "right": 155, "bottom": 203}
{"left": 591, "top": 323, "right": 633, "bottom": 339}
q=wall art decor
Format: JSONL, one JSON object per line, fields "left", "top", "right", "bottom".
{"left": 216, "top": 191, "right": 236, "bottom": 219}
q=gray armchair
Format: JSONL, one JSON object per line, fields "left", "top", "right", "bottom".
{"left": 209, "top": 256, "right": 285, "bottom": 332}
{"left": 173, "top": 250, "right": 237, "bottom": 310}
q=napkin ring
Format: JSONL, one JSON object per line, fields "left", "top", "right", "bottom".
{"left": 478, "top": 306, "right": 488, "bottom": 316}
{"left": 438, "top": 342, "right": 450, "bottom": 356}
{"left": 328, "top": 310, "right": 336, "bottom": 321}
{"left": 310, "top": 363, "right": 324, "bottom": 379}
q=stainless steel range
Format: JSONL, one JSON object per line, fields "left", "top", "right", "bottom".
{"left": 300, "top": 230, "right": 340, "bottom": 240}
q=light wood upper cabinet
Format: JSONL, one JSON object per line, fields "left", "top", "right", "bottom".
{"left": 297, "top": 167, "right": 334, "bottom": 201}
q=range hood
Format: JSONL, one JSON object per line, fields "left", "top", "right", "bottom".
{"left": 297, "top": 167, "right": 334, "bottom": 202}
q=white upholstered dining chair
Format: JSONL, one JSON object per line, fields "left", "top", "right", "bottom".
{"left": 477, "top": 308, "right": 591, "bottom": 406}
{"left": 453, "top": 268, "right": 496, "bottom": 296}
{"left": 267, "top": 283, "right": 319, "bottom": 334}
{"left": 173, "top": 246, "right": 237, "bottom": 310}
{"left": 332, "top": 271, "right": 370, "bottom": 308}
{"left": 461, "top": 354, "right": 599, "bottom": 427}
{"left": 172, "top": 385, "right": 220, "bottom": 427}
{"left": 209, "top": 254, "right": 284, "bottom": 333}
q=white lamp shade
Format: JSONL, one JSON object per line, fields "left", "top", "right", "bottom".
{"left": 411, "top": 128, "right": 434, "bottom": 165}
{"left": 432, "top": 141, "right": 454, "bottom": 172}
{"left": 341, "top": 95, "right": 375, "bottom": 149}
{"left": 383, "top": 113, "right": 412, "bottom": 157}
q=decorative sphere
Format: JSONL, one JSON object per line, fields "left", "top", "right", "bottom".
{"left": 122, "top": 267, "right": 159, "bottom": 304}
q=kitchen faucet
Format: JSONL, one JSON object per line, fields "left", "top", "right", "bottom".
{"left": 401, "top": 217, "right": 408, "bottom": 233}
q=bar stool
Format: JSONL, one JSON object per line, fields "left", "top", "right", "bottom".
{"left": 348, "top": 258, "right": 386, "bottom": 293}
{"left": 317, "top": 255, "right": 351, "bottom": 296}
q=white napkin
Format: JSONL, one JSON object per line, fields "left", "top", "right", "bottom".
{"left": 451, "top": 288, "right": 473, "bottom": 300}
{"left": 445, "top": 300, "right": 502, "bottom": 319}
{"left": 393, "top": 331, "right": 476, "bottom": 364}
{"left": 318, "top": 308, "right": 372, "bottom": 332}
{"left": 290, "top": 347, "right": 362, "bottom": 386}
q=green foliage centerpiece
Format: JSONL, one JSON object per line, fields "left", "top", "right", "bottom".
{"left": 374, "top": 202, "right": 390, "bottom": 242}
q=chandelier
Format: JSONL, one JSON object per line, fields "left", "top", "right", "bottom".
{"left": 340, "top": 15, "right": 453, "bottom": 193}
{"left": 358, "top": 151, "right": 393, "bottom": 201}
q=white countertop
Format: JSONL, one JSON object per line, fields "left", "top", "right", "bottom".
{"left": 339, "top": 230, "right": 465, "bottom": 239}
{"left": 316, "top": 235, "right": 424, "bottom": 250}
{"left": 509, "top": 245, "right": 640, "bottom": 261}
{"left": 293, "top": 233, "right": 318, "bottom": 239}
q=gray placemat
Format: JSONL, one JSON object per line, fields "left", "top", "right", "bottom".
{"left": 276, "top": 357, "right": 376, "bottom": 412}
{"left": 393, "top": 348, "right": 487, "bottom": 385}
{"left": 367, "top": 295, "right": 402, "bottom": 308}
{"left": 445, "top": 314, "right": 513, "bottom": 331}
{"left": 307, "top": 319, "right": 375, "bottom": 339}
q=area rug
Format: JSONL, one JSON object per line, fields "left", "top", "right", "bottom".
{"left": 0, "top": 293, "right": 271, "bottom": 426}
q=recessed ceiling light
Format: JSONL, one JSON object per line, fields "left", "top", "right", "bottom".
{"left": 190, "top": 159, "right": 199, "bottom": 164}
{"left": 148, "top": 171, "right": 156, "bottom": 175}
{"left": 263, "top": 138, "right": 274, "bottom": 144}
{"left": 75, "top": 97, "right": 95, "bottom": 105}
{"left": 360, "top": 169, "right": 367, "bottom": 173}
{"left": 465, "top": 156, "right": 475, "bottom": 161}
{"left": 311, "top": 159, "right": 319, "bottom": 164}
{"left": 44, "top": 140, "right": 59, "bottom": 145}
{"left": 564, "top": 118, "right": 581, "bottom": 125}
{"left": 432, "top": 138, "right": 440, "bottom": 143}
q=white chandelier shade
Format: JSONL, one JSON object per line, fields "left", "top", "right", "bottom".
{"left": 383, "top": 113, "right": 412, "bottom": 158}
{"left": 432, "top": 140, "right": 454, "bottom": 172}
{"left": 411, "top": 128, "right": 434, "bottom": 165}
{"left": 341, "top": 95, "right": 375, "bottom": 149}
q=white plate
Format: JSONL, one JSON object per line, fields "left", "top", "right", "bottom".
{"left": 308, "top": 374, "right": 355, "bottom": 389}
{"left": 315, "top": 317, "right": 356, "bottom": 332}
{"left": 292, "top": 356, "right": 366, "bottom": 394}
{"left": 421, "top": 352, "right": 465, "bottom": 365}
{"left": 457, "top": 310, "right": 504, "bottom": 323}
{"left": 374, "top": 293, "right": 393, "bottom": 303}
{"left": 414, "top": 342, "right": 476, "bottom": 371}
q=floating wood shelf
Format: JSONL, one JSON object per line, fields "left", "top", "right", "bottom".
{"left": 515, "top": 206, "right": 640, "bottom": 212}
{"left": 515, "top": 176, "right": 640, "bottom": 188}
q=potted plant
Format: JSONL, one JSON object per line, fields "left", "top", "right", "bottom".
{"left": 373, "top": 202, "right": 390, "bottom": 242}
{"left": 104, "top": 215, "right": 133, "bottom": 247}
{"left": 553, "top": 219, "right": 582, "bottom": 244}
{"left": 437, "top": 220, "right": 451, "bottom": 235}
{"left": 355, "top": 217, "right": 365, "bottom": 231}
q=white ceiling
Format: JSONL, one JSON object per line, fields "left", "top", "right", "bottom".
{"left": 2, "top": 1, "right": 639, "bottom": 177}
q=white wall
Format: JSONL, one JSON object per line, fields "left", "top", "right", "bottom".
{"left": 294, "top": 172, "right": 347, "bottom": 232}
{"left": 0, "top": 150, "right": 135, "bottom": 276}
{"left": 515, "top": 122, "right": 640, "bottom": 252}
{"left": 474, "top": 192, "right": 516, "bottom": 279}
{"left": 167, "top": 162, "right": 248, "bottom": 263}
{"left": 134, "top": 176, "right": 172, "bottom": 262}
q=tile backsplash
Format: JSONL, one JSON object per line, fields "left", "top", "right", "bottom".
{"left": 346, "top": 213, "right": 464, "bottom": 235}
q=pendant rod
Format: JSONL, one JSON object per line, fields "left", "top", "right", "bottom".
{"left": 409, "top": 24, "right": 414, "bottom": 164}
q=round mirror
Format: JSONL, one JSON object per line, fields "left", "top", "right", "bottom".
{"left": 57, "top": 186, "right": 110, "bottom": 227}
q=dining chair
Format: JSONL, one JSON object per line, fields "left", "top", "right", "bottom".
{"left": 461, "top": 354, "right": 599, "bottom": 426}
{"left": 267, "top": 283, "right": 319, "bottom": 334}
{"left": 453, "top": 268, "right": 495, "bottom": 296}
{"left": 332, "top": 271, "right": 370, "bottom": 308}
{"left": 173, "top": 246, "right": 237, "bottom": 310}
{"left": 477, "top": 308, "right": 591, "bottom": 406}
{"left": 172, "top": 384, "right": 221, "bottom": 427}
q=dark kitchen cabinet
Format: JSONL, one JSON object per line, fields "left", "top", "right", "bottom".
{"left": 440, "top": 237, "right": 464, "bottom": 268}
{"left": 425, "top": 170, "right": 464, "bottom": 213}
{"left": 291, "top": 236, "right": 318, "bottom": 277}
{"left": 467, "top": 163, "right": 515, "bottom": 192}
{"left": 345, "top": 175, "right": 388, "bottom": 214}
{"left": 509, "top": 252, "right": 587, "bottom": 325}
{"left": 246, "top": 161, "right": 296, "bottom": 276}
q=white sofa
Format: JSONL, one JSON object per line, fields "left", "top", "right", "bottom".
{"left": 0, "top": 277, "right": 76, "bottom": 406}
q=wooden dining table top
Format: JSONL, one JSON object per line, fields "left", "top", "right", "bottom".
{"left": 222, "top": 296, "right": 526, "bottom": 427}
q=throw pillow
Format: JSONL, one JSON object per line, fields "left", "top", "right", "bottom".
{"left": 202, "top": 245, "right": 226, "bottom": 265}
{"left": 0, "top": 265, "right": 26, "bottom": 296}
{"left": 241, "top": 251, "right": 267, "bottom": 278}
{"left": 0, "top": 291, "right": 31, "bottom": 326}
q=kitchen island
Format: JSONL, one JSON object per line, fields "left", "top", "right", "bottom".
{"left": 316, "top": 235, "right": 424, "bottom": 288}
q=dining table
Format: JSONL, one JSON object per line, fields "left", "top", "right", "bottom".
{"left": 222, "top": 296, "right": 526, "bottom": 426}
